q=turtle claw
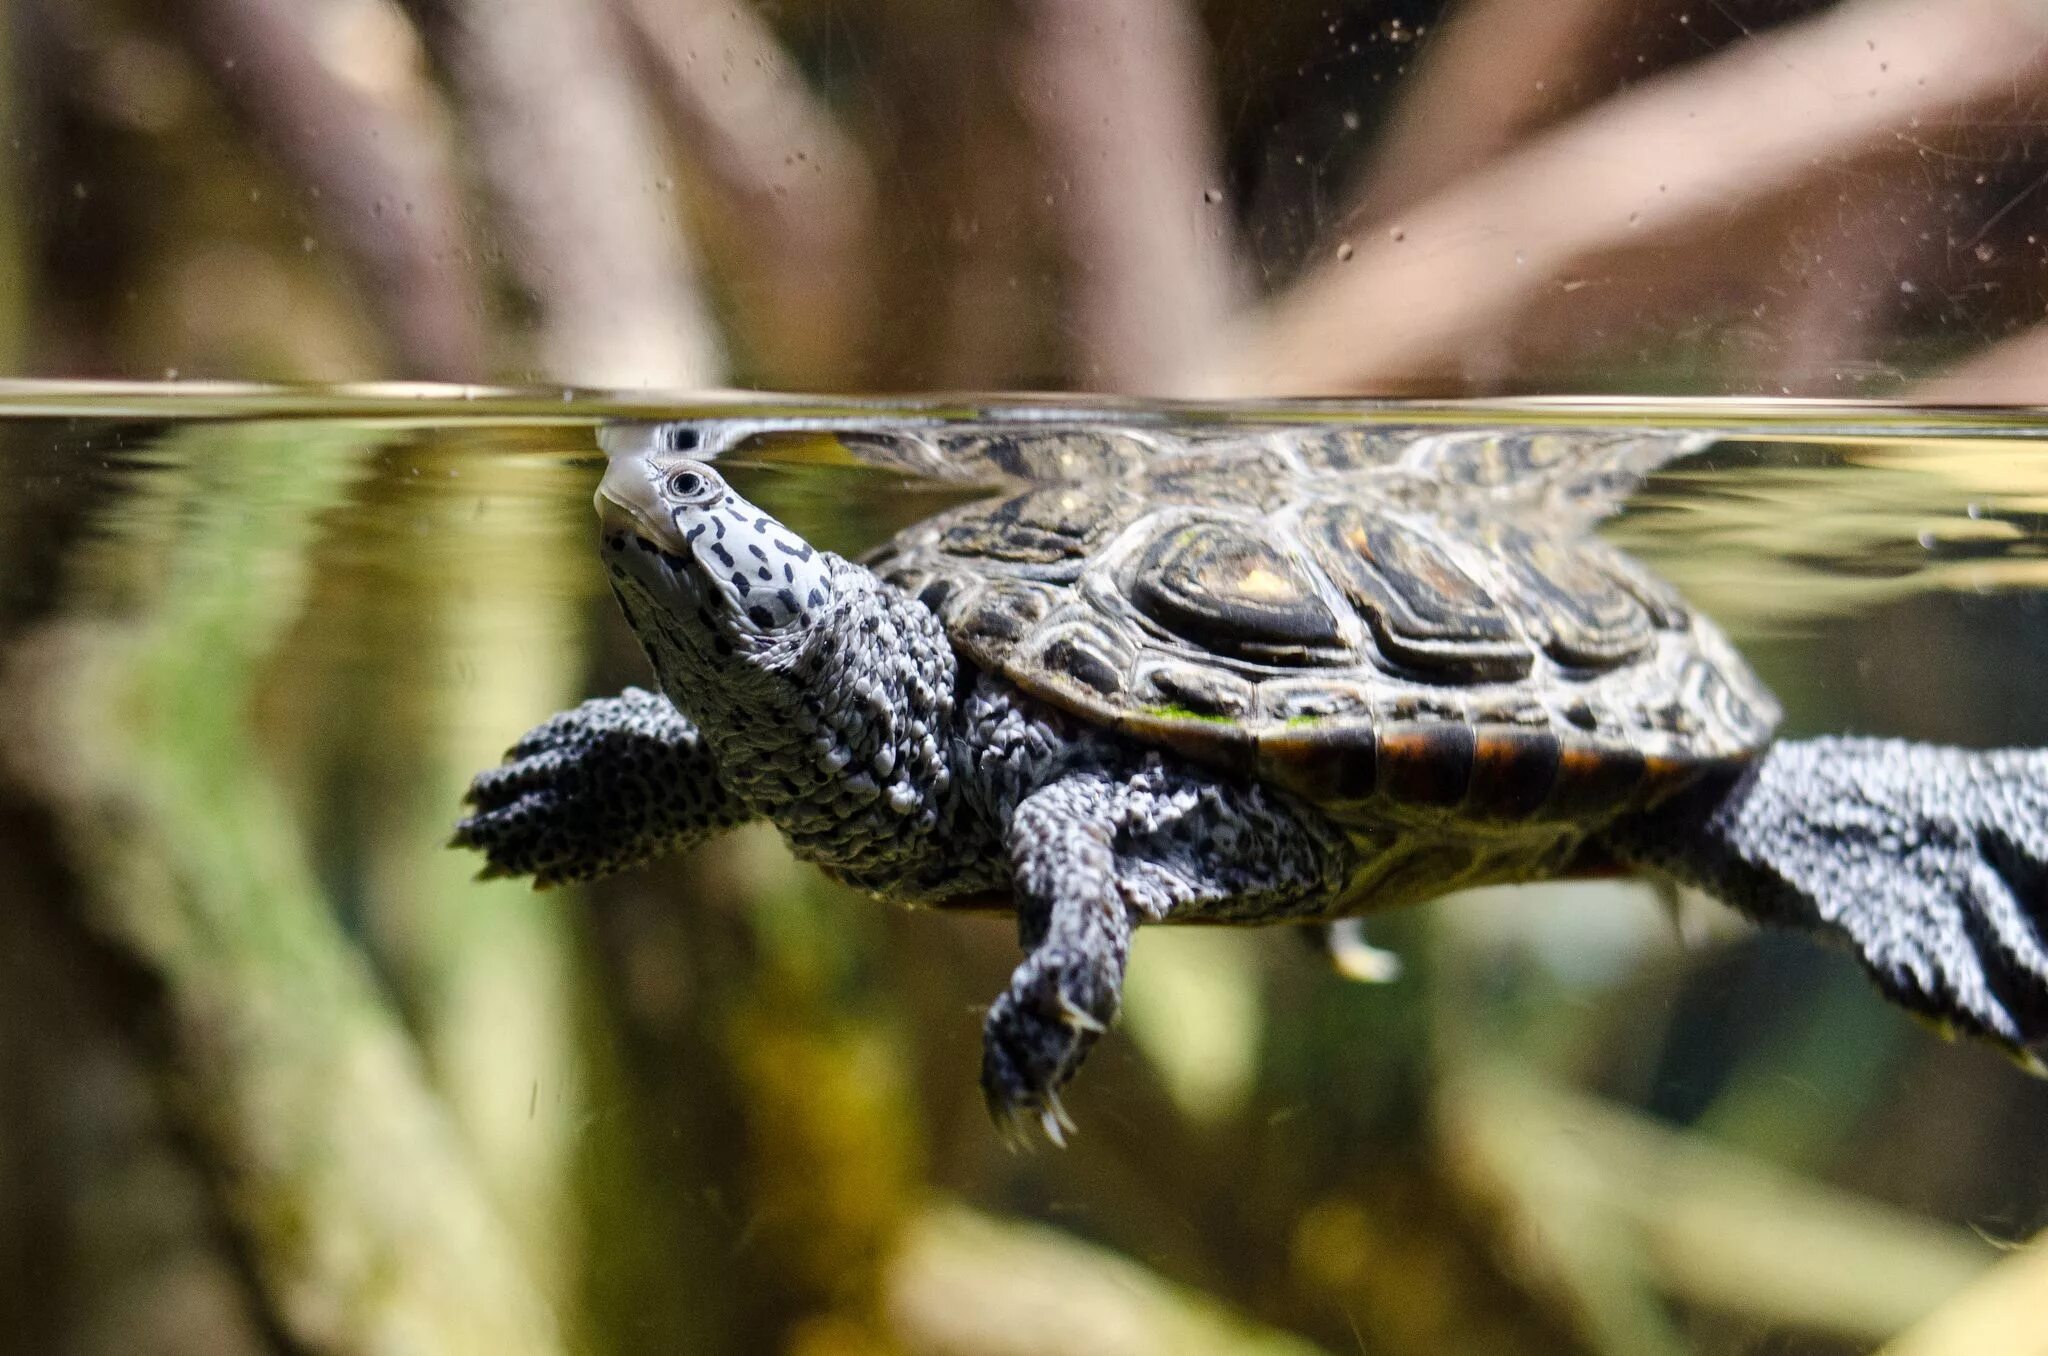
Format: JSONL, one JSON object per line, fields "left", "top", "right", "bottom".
{"left": 1058, "top": 994, "right": 1108, "bottom": 1034}
{"left": 984, "top": 1094, "right": 1037, "bottom": 1154}
{"left": 1325, "top": 918, "right": 1404, "bottom": 984}
{"left": 980, "top": 953, "right": 1117, "bottom": 1146}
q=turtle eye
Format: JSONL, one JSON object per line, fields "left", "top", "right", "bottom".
{"left": 666, "top": 466, "right": 717, "bottom": 502}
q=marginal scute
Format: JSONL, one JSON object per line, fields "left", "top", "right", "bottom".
{"left": 1464, "top": 729, "right": 1564, "bottom": 820}
{"left": 951, "top": 581, "right": 1053, "bottom": 648}
{"left": 1259, "top": 722, "right": 1377, "bottom": 804}
{"left": 1375, "top": 723, "right": 1478, "bottom": 807}
{"left": 1544, "top": 738, "right": 1649, "bottom": 816}
{"left": 1139, "top": 661, "right": 1254, "bottom": 718}
{"left": 1034, "top": 628, "right": 1130, "bottom": 699}
{"left": 1303, "top": 504, "right": 1532, "bottom": 682}
{"left": 1127, "top": 521, "right": 1348, "bottom": 663}
{"left": 1261, "top": 681, "right": 1373, "bottom": 723}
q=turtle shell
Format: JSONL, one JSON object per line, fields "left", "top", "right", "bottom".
{"left": 851, "top": 420, "right": 1781, "bottom": 827}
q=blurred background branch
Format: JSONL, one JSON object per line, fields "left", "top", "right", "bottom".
{"left": 1009, "top": 0, "right": 1239, "bottom": 393}
{"left": 1212, "top": 0, "right": 2048, "bottom": 396}
{"left": 165, "top": 0, "right": 488, "bottom": 380}
{"left": 8, "top": 0, "right": 2047, "bottom": 398}
{"left": 402, "top": 0, "right": 724, "bottom": 387}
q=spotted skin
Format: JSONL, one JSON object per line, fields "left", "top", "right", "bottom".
{"left": 458, "top": 420, "right": 2048, "bottom": 1141}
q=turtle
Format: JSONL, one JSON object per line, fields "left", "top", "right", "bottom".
{"left": 455, "top": 415, "right": 2048, "bottom": 1141}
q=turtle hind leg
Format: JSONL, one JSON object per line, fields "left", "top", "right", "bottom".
{"left": 453, "top": 687, "right": 749, "bottom": 887}
{"left": 1601, "top": 736, "right": 2048, "bottom": 1056}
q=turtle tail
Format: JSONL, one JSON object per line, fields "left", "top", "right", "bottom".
{"left": 1600, "top": 736, "right": 2048, "bottom": 1059}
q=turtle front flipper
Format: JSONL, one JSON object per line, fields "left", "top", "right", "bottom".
{"left": 454, "top": 687, "right": 750, "bottom": 888}
{"left": 983, "top": 764, "right": 1353, "bottom": 1144}
{"left": 1604, "top": 736, "right": 2048, "bottom": 1059}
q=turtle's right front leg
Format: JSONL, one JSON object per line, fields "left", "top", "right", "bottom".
{"left": 454, "top": 687, "right": 749, "bottom": 887}
{"left": 981, "top": 765, "right": 1352, "bottom": 1143}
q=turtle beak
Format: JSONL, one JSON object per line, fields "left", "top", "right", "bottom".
{"left": 595, "top": 448, "right": 683, "bottom": 553}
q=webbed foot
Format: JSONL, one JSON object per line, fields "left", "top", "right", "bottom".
{"left": 453, "top": 687, "right": 741, "bottom": 887}
{"left": 979, "top": 948, "right": 1121, "bottom": 1148}
{"left": 1610, "top": 737, "right": 2048, "bottom": 1054}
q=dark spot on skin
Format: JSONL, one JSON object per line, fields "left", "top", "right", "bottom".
{"left": 730, "top": 572, "right": 751, "bottom": 596}
{"left": 713, "top": 518, "right": 727, "bottom": 539}
{"left": 711, "top": 542, "right": 734, "bottom": 567}
{"left": 606, "top": 534, "right": 625, "bottom": 551}
{"left": 685, "top": 522, "right": 706, "bottom": 542}
{"left": 774, "top": 540, "right": 814, "bottom": 561}
{"left": 754, "top": 516, "right": 772, "bottom": 532}
{"left": 862, "top": 616, "right": 879, "bottom": 634}
{"left": 808, "top": 588, "right": 825, "bottom": 608}
{"left": 748, "top": 543, "right": 767, "bottom": 561}
{"left": 757, "top": 568, "right": 772, "bottom": 581}
{"left": 777, "top": 588, "right": 798, "bottom": 611}
{"left": 784, "top": 563, "right": 795, "bottom": 583}
{"left": 660, "top": 551, "right": 688, "bottom": 572}
{"left": 696, "top": 607, "right": 716, "bottom": 631}
{"left": 747, "top": 605, "right": 775, "bottom": 628}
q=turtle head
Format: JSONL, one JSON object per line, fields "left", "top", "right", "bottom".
{"left": 596, "top": 447, "right": 836, "bottom": 668}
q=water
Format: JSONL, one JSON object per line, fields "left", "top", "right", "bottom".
{"left": 3, "top": 386, "right": 2047, "bottom": 1356}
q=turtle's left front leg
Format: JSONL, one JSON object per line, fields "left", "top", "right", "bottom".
{"left": 454, "top": 687, "right": 750, "bottom": 887}
{"left": 982, "top": 763, "right": 1352, "bottom": 1143}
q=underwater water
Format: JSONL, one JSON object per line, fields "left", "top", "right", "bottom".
{"left": 2, "top": 385, "right": 2047, "bottom": 1356}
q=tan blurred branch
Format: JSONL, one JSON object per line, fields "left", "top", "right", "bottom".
{"left": 862, "top": 0, "right": 1044, "bottom": 389}
{"left": 1439, "top": 1064, "right": 1993, "bottom": 1350}
{"left": 1918, "top": 324, "right": 2048, "bottom": 403}
{"left": 887, "top": 1200, "right": 1330, "bottom": 1356}
{"left": 1878, "top": 1229, "right": 2048, "bottom": 1356}
{"left": 1213, "top": 0, "right": 2048, "bottom": 396}
{"left": 169, "top": 0, "right": 488, "bottom": 380}
{"left": 412, "top": 0, "right": 724, "bottom": 388}
{"left": 614, "top": 0, "right": 876, "bottom": 387}
{"left": 1345, "top": 0, "right": 1639, "bottom": 223}
{"left": 1011, "top": 0, "right": 1238, "bottom": 393}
